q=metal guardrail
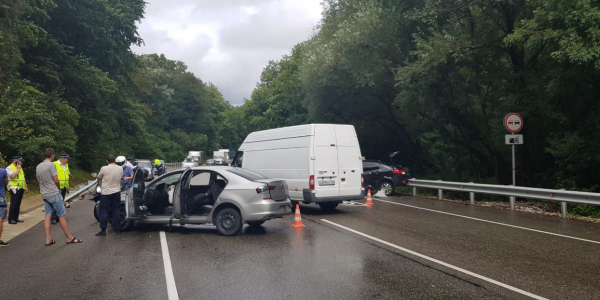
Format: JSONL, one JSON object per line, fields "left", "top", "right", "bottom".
{"left": 65, "top": 180, "right": 98, "bottom": 202}
{"left": 408, "top": 179, "right": 600, "bottom": 218}
{"left": 165, "top": 162, "right": 182, "bottom": 168}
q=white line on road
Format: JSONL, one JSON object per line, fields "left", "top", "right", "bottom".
{"left": 321, "top": 219, "right": 548, "bottom": 300}
{"left": 374, "top": 198, "right": 600, "bottom": 245}
{"left": 160, "top": 231, "right": 180, "bottom": 300}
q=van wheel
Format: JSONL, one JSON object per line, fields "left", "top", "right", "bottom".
{"left": 318, "top": 202, "right": 339, "bottom": 211}
{"left": 379, "top": 181, "right": 394, "bottom": 196}
{"left": 247, "top": 221, "right": 265, "bottom": 227}
{"left": 215, "top": 208, "right": 243, "bottom": 236}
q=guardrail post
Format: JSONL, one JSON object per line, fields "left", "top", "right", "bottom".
{"left": 560, "top": 189, "right": 568, "bottom": 218}
{"left": 412, "top": 186, "right": 416, "bottom": 196}
{"left": 437, "top": 180, "right": 443, "bottom": 200}
{"left": 509, "top": 196, "right": 515, "bottom": 211}
{"left": 469, "top": 182, "right": 475, "bottom": 205}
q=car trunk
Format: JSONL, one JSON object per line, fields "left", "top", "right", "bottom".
{"left": 255, "top": 179, "right": 289, "bottom": 201}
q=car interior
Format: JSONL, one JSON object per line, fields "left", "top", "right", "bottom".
{"left": 184, "top": 171, "right": 227, "bottom": 216}
{"left": 142, "top": 171, "right": 227, "bottom": 216}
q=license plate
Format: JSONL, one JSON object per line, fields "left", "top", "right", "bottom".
{"left": 319, "top": 180, "right": 335, "bottom": 186}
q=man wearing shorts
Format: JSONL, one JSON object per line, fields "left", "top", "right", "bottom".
{"left": 0, "top": 166, "right": 9, "bottom": 246}
{"left": 36, "top": 148, "right": 82, "bottom": 246}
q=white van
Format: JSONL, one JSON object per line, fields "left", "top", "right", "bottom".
{"left": 232, "top": 124, "right": 364, "bottom": 210}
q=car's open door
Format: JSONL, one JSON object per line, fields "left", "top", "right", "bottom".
{"left": 173, "top": 168, "right": 193, "bottom": 218}
{"left": 129, "top": 168, "right": 146, "bottom": 219}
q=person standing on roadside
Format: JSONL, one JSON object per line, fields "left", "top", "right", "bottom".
{"left": 0, "top": 166, "right": 10, "bottom": 246}
{"left": 36, "top": 148, "right": 82, "bottom": 246}
{"left": 51, "top": 153, "right": 71, "bottom": 224}
{"left": 6, "top": 156, "right": 28, "bottom": 224}
{"left": 96, "top": 154, "right": 123, "bottom": 236}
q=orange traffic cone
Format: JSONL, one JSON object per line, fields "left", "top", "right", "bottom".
{"left": 365, "top": 189, "right": 374, "bottom": 206}
{"left": 291, "top": 204, "right": 305, "bottom": 228}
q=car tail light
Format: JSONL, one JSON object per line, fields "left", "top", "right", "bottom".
{"left": 309, "top": 175, "right": 315, "bottom": 190}
{"left": 256, "top": 185, "right": 273, "bottom": 200}
{"left": 393, "top": 169, "right": 405, "bottom": 175}
{"left": 361, "top": 174, "right": 364, "bottom": 187}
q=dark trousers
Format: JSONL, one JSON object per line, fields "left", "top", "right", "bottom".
{"left": 52, "top": 188, "right": 67, "bottom": 222}
{"left": 99, "top": 192, "right": 121, "bottom": 231}
{"left": 8, "top": 188, "right": 25, "bottom": 222}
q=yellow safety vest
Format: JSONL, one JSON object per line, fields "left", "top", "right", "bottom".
{"left": 154, "top": 159, "right": 161, "bottom": 166}
{"left": 8, "top": 164, "right": 25, "bottom": 189}
{"left": 54, "top": 161, "right": 70, "bottom": 189}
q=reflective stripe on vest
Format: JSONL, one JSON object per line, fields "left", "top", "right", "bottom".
{"left": 8, "top": 164, "right": 25, "bottom": 189}
{"left": 54, "top": 161, "right": 70, "bottom": 189}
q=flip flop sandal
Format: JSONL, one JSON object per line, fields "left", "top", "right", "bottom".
{"left": 45, "top": 240, "right": 56, "bottom": 246}
{"left": 66, "top": 237, "right": 83, "bottom": 244}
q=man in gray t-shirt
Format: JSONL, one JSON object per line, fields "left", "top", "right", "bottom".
{"left": 35, "top": 148, "right": 82, "bottom": 245}
{"left": 36, "top": 160, "right": 60, "bottom": 200}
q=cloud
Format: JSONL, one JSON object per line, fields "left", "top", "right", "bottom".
{"left": 132, "top": 0, "right": 323, "bottom": 105}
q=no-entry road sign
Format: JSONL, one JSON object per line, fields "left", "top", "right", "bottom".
{"left": 504, "top": 113, "right": 523, "bottom": 133}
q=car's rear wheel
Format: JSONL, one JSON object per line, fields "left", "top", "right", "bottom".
{"left": 215, "top": 208, "right": 243, "bottom": 236}
{"left": 247, "top": 220, "right": 265, "bottom": 227}
{"left": 379, "top": 181, "right": 394, "bottom": 196}
{"left": 318, "top": 202, "right": 339, "bottom": 211}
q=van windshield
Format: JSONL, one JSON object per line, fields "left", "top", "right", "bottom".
{"left": 227, "top": 168, "right": 268, "bottom": 181}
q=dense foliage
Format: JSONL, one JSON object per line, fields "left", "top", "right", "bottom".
{"left": 242, "top": 0, "right": 600, "bottom": 194}
{"left": 2, "top": 0, "right": 600, "bottom": 201}
{"left": 0, "top": 0, "right": 236, "bottom": 172}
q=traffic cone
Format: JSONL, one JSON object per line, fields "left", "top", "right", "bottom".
{"left": 365, "top": 189, "right": 374, "bottom": 206}
{"left": 291, "top": 204, "right": 305, "bottom": 228}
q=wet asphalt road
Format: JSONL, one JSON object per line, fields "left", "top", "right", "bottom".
{"left": 1, "top": 194, "right": 599, "bottom": 299}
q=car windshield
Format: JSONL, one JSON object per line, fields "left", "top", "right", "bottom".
{"left": 137, "top": 162, "right": 151, "bottom": 168}
{"left": 227, "top": 168, "right": 268, "bottom": 181}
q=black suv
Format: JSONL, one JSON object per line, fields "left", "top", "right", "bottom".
{"left": 363, "top": 161, "right": 411, "bottom": 196}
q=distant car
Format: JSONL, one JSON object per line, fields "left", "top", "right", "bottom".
{"left": 362, "top": 161, "right": 411, "bottom": 196}
{"left": 206, "top": 159, "right": 215, "bottom": 166}
{"left": 182, "top": 157, "right": 196, "bottom": 168}
{"left": 128, "top": 166, "right": 292, "bottom": 235}
{"left": 133, "top": 160, "right": 154, "bottom": 181}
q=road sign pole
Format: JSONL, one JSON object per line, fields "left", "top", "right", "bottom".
{"left": 510, "top": 144, "right": 516, "bottom": 211}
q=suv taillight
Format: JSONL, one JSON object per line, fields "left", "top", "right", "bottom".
{"left": 361, "top": 174, "right": 364, "bottom": 187}
{"left": 393, "top": 169, "right": 405, "bottom": 175}
{"left": 309, "top": 175, "right": 315, "bottom": 190}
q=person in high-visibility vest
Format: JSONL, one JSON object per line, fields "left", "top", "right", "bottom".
{"left": 153, "top": 158, "right": 164, "bottom": 176}
{"left": 6, "top": 156, "right": 28, "bottom": 224}
{"left": 51, "top": 153, "right": 71, "bottom": 224}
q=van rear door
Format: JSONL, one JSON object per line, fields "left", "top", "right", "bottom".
{"left": 335, "top": 125, "right": 363, "bottom": 197}
{"left": 313, "top": 125, "right": 340, "bottom": 198}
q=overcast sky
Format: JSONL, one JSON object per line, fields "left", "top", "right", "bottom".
{"left": 132, "top": 0, "right": 323, "bottom": 105}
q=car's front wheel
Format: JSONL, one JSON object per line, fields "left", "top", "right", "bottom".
{"left": 379, "top": 181, "right": 394, "bottom": 196}
{"left": 215, "top": 208, "right": 243, "bottom": 236}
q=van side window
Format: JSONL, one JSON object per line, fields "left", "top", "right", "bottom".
{"left": 232, "top": 151, "right": 244, "bottom": 167}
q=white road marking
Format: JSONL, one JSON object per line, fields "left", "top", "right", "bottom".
{"left": 374, "top": 198, "right": 600, "bottom": 245}
{"left": 160, "top": 231, "right": 180, "bottom": 300}
{"left": 321, "top": 219, "right": 548, "bottom": 300}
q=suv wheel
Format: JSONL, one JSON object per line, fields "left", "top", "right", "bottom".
{"left": 215, "top": 208, "right": 243, "bottom": 236}
{"left": 379, "top": 181, "right": 394, "bottom": 196}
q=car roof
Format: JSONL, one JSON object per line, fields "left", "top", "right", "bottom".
{"left": 186, "top": 166, "right": 234, "bottom": 171}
